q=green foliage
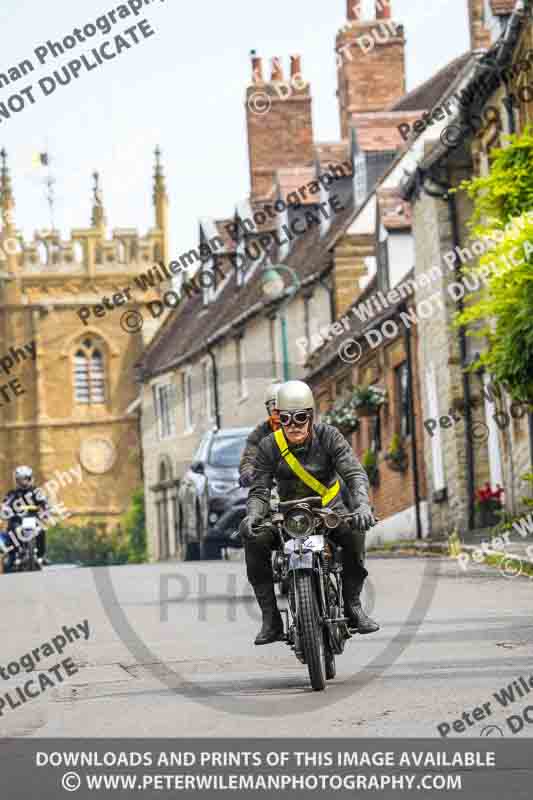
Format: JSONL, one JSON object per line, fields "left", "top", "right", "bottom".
{"left": 352, "top": 385, "right": 387, "bottom": 409}
{"left": 458, "top": 126, "right": 533, "bottom": 232}
{"left": 46, "top": 487, "right": 147, "bottom": 567}
{"left": 322, "top": 393, "right": 360, "bottom": 432}
{"left": 362, "top": 449, "right": 377, "bottom": 468}
{"left": 47, "top": 522, "right": 130, "bottom": 566}
{"left": 362, "top": 449, "right": 379, "bottom": 487}
{"left": 454, "top": 126, "right": 533, "bottom": 402}
{"left": 122, "top": 486, "right": 147, "bottom": 563}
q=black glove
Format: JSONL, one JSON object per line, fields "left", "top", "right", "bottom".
{"left": 239, "top": 514, "right": 263, "bottom": 541}
{"left": 353, "top": 502, "right": 376, "bottom": 532}
{"left": 239, "top": 471, "right": 255, "bottom": 488}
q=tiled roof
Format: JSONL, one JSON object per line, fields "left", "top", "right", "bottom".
{"left": 141, "top": 202, "right": 355, "bottom": 377}
{"left": 388, "top": 52, "right": 473, "bottom": 113}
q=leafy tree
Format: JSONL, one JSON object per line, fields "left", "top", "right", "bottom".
{"left": 122, "top": 486, "right": 147, "bottom": 563}
{"left": 454, "top": 126, "right": 533, "bottom": 401}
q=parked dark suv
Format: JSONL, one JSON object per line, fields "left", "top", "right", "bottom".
{"left": 177, "top": 427, "right": 253, "bottom": 560}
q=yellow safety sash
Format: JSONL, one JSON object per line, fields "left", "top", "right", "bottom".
{"left": 274, "top": 428, "right": 340, "bottom": 507}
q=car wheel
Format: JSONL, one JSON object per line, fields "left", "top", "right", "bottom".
{"left": 201, "top": 539, "right": 222, "bottom": 560}
{"left": 184, "top": 542, "right": 201, "bottom": 561}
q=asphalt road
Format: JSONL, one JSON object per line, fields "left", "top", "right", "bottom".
{"left": 0, "top": 552, "right": 532, "bottom": 739}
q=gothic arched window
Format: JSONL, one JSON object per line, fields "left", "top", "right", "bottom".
{"left": 73, "top": 338, "right": 106, "bottom": 404}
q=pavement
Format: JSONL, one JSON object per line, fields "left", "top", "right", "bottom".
{"left": 0, "top": 553, "right": 532, "bottom": 739}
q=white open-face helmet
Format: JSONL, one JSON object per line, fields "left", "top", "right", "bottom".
{"left": 15, "top": 465, "right": 33, "bottom": 488}
{"left": 277, "top": 380, "right": 315, "bottom": 412}
{"left": 264, "top": 380, "right": 282, "bottom": 413}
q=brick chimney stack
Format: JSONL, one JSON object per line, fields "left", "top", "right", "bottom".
{"left": 245, "top": 53, "right": 314, "bottom": 201}
{"left": 336, "top": 0, "right": 406, "bottom": 138}
{"left": 467, "top": 0, "right": 491, "bottom": 50}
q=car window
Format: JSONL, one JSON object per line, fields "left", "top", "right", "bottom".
{"left": 208, "top": 436, "right": 247, "bottom": 468}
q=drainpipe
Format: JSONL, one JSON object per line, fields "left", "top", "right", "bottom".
{"left": 319, "top": 270, "right": 336, "bottom": 323}
{"left": 400, "top": 302, "right": 423, "bottom": 540}
{"left": 423, "top": 172, "right": 476, "bottom": 531}
{"left": 206, "top": 344, "right": 221, "bottom": 430}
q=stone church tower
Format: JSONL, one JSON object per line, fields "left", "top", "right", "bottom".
{"left": 0, "top": 148, "right": 169, "bottom": 526}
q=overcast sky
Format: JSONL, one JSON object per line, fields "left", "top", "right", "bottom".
{"left": 0, "top": 0, "right": 470, "bottom": 258}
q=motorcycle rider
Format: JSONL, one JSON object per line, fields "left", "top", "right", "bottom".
{"left": 241, "top": 380, "right": 379, "bottom": 645}
{"left": 238, "top": 381, "right": 282, "bottom": 488}
{"left": 1, "top": 466, "right": 50, "bottom": 567}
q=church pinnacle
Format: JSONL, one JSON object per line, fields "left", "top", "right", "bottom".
{"left": 153, "top": 145, "right": 168, "bottom": 229}
{"left": 91, "top": 170, "right": 106, "bottom": 229}
{"left": 0, "top": 147, "right": 15, "bottom": 228}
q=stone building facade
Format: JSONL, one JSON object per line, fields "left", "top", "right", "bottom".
{"left": 0, "top": 149, "right": 169, "bottom": 525}
{"left": 401, "top": 0, "right": 533, "bottom": 536}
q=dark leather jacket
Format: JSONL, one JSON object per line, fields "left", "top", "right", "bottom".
{"left": 247, "top": 422, "right": 370, "bottom": 519}
{"left": 1, "top": 487, "right": 49, "bottom": 530}
{"left": 239, "top": 420, "right": 273, "bottom": 478}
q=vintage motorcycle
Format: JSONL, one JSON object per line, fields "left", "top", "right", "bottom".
{"left": 253, "top": 495, "right": 368, "bottom": 692}
{"left": 0, "top": 505, "right": 44, "bottom": 573}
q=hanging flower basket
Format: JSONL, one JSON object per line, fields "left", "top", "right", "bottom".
{"left": 352, "top": 385, "right": 387, "bottom": 419}
{"left": 384, "top": 434, "right": 409, "bottom": 473}
{"left": 322, "top": 396, "right": 360, "bottom": 434}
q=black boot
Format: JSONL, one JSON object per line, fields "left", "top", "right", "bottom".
{"left": 253, "top": 583, "right": 284, "bottom": 645}
{"left": 338, "top": 526, "right": 380, "bottom": 635}
{"left": 345, "top": 597, "right": 380, "bottom": 634}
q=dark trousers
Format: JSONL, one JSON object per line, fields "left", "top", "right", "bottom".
{"left": 243, "top": 519, "right": 368, "bottom": 596}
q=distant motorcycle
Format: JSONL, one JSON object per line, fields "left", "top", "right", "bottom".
{"left": 255, "top": 496, "right": 365, "bottom": 691}
{"left": 1, "top": 505, "right": 43, "bottom": 573}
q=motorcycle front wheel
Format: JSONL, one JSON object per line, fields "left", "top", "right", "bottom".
{"left": 295, "top": 571, "right": 326, "bottom": 691}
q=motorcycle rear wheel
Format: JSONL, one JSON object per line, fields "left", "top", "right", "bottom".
{"left": 295, "top": 572, "right": 326, "bottom": 691}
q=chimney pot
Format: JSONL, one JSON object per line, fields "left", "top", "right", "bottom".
{"left": 290, "top": 54, "right": 302, "bottom": 78}
{"left": 347, "top": 0, "right": 361, "bottom": 20}
{"left": 376, "top": 0, "right": 392, "bottom": 19}
{"left": 251, "top": 53, "right": 263, "bottom": 82}
{"left": 271, "top": 57, "right": 283, "bottom": 82}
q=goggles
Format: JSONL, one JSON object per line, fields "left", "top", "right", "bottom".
{"left": 278, "top": 410, "right": 312, "bottom": 427}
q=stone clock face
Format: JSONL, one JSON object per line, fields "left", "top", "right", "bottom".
{"left": 79, "top": 437, "right": 116, "bottom": 474}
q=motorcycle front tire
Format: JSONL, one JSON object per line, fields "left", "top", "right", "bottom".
{"left": 295, "top": 571, "right": 326, "bottom": 691}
